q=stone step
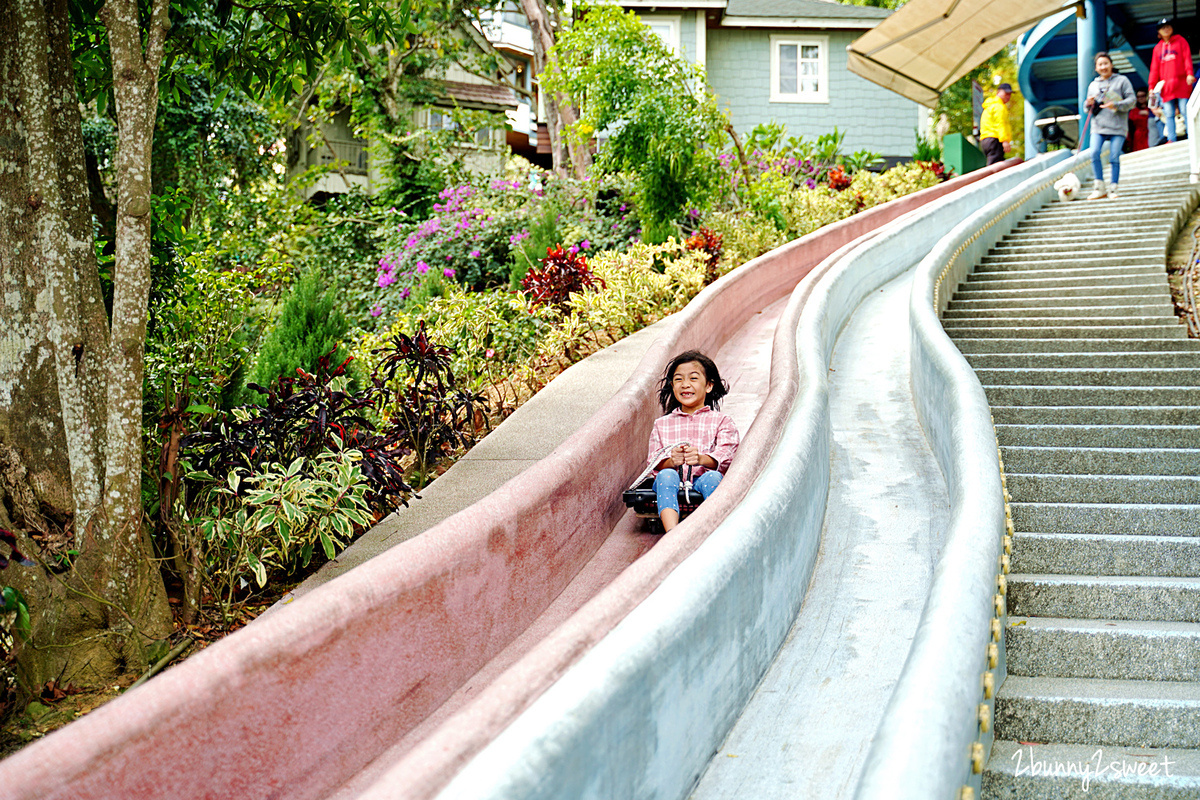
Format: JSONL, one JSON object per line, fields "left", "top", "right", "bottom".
{"left": 947, "top": 305, "right": 1168, "bottom": 321}
{"left": 971, "top": 265, "right": 1164, "bottom": 282}
{"left": 1012, "top": 531, "right": 1200, "bottom": 577}
{"left": 970, "top": 352, "right": 1200, "bottom": 368}
{"left": 995, "top": 424, "right": 1200, "bottom": 448}
{"left": 978, "top": 367, "right": 1200, "bottom": 386}
{"left": 1014, "top": 217, "right": 1176, "bottom": 234}
{"left": 1028, "top": 199, "right": 1184, "bottom": 215}
{"left": 1025, "top": 198, "right": 1186, "bottom": 215}
{"left": 995, "top": 675, "right": 1200, "bottom": 748}
{"left": 984, "top": 740, "right": 1200, "bottom": 798}
{"left": 1022, "top": 210, "right": 1181, "bottom": 229}
{"left": 947, "top": 295, "right": 1170, "bottom": 311}
{"left": 1006, "top": 617, "right": 1200, "bottom": 681}
{"left": 1002, "top": 223, "right": 1175, "bottom": 244}
{"left": 964, "top": 274, "right": 1167, "bottom": 292}
{"left": 1011, "top": 502, "right": 1200, "bottom": 535}
{"left": 1004, "top": 230, "right": 1173, "bottom": 246}
{"left": 1006, "top": 473, "right": 1200, "bottom": 504}
{"left": 979, "top": 248, "right": 1166, "bottom": 263}
{"left": 951, "top": 325, "right": 1185, "bottom": 340}
{"left": 1009, "top": 573, "right": 1200, "bottom": 622}
{"left": 952, "top": 338, "right": 1200, "bottom": 354}
{"left": 1001, "top": 446, "right": 1200, "bottom": 475}
{"left": 952, "top": 285, "right": 1170, "bottom": 302}
{"left": 989, "top": 240, "right": 1166, "bottom": 256}
{"left": 977, "top": 254, "right": 1165, "bottom": 271}
{"left": 949, "top": 317, "right": 1178, "bottom": 331}
{"left": 984, "top": 385, "right": 1200, "bottom": 406}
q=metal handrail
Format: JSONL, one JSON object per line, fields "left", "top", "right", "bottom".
{"left": 1186, "top": 76, "right": 1200, "bottom": 182}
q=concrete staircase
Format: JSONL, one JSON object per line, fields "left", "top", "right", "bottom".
{"left": 944, "top": 147, "right": 1200, "bottom": 798}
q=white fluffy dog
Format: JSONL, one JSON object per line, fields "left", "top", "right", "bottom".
{"left": 1054, "top": 172, "right": 1081, "bottom": 201}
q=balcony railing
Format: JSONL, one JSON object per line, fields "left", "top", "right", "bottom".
{"left": 318, "top": 138, "right": 368, "bottom": 175}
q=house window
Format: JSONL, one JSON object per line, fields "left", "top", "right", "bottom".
{"left": 642, "top": 15, "right": 681, "bottom": 55}
{"left": 429, "top": 109, "right": 493, "bottom": 147}
{"left": 770, "top": 35, "right": 828, "bottom": 103}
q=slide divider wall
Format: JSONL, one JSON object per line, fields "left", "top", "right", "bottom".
{"left": 854, "top": 150, "right": 1088, "bottom": 800}
{"left": 436, "top": 156, "right": 1057, "bottom": 800}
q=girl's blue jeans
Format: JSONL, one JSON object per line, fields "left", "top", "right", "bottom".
{"left": 1091, "top": 131, "right": 1125, "bottom": 184}
{"left": 1163, "top": 98, "right": 1181, "bottom": 142}
{"left": 654, "top": 469, "right": 722, "bottom": 514}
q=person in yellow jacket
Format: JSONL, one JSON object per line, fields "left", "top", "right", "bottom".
{"left": 979, "top": 83, "right": 1013, "bottom": 165}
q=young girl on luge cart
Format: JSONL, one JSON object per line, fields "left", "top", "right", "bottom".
{"left": 647, "top": 351, "right": 740, "bottom": 532}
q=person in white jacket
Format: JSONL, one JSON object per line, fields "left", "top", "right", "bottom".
{"left": 1085, "top": 51, "right": 1137, "bottom": 199}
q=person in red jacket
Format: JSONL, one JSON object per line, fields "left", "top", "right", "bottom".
{"left": 1148, "top": 18, "right": 1194, "bottom": 142}
{"left": 1128, "top": 88, "right": 1151, "bottom": 150}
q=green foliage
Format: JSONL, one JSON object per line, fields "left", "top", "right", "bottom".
{"left": 573, "top": 241, "right": 710, "bottom": 335}
{"left": 707, "top": 162, "right": 941, "bottom": 268}
{"left": 144, "top": 251, "right": 266, "bottom": 421}
{"left": 302, "top": 0, "right": 509, "bottom": 219}
{"left": 184, "top": 449, "right": 373, "bottom": 615}
{"left": 546, "top": 5, "right": 728, "bottom": 242}
{"left": 935, "top": 45, "right": 1024, "bottom": 155}
{"left": 913, "top": 129, "right": 943, "bottom": 162}
{"left": 358, "top": 287, "right": 555, "bottom": 402}
{"left": 729, "top": 123, "right": 884, "bottom": 226}
{"left": 249, "top": 271, "right": 350, "bottom": 392}
{"left": 372, "top": 170, "right": 640, "bottom": 317}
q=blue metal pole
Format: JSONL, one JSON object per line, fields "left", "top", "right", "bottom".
{"left": 1077, "top": 0, "right": 1106, "bottom": 113}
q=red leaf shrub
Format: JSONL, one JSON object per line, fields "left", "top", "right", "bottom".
{"left": 685, "top": 226, "right": 724, "bottom": 283}
{"left": 827, "top": 166, "right": 852, "bottom": 191}
{"left": 520, "top": 246, "right": 604, "bottom": 311}
{"left": 916, "top": 160, "right": 949, "bottom": 182}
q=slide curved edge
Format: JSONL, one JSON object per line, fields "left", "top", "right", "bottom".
{"left": 853, "top": 150, "right": 1091, "bottom": 800}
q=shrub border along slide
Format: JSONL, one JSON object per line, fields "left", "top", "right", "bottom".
{"left": 0, "top": 164, "right": 1009, "bottom": 800}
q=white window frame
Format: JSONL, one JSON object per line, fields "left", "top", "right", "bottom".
{"left": 641, "top": 14, "right": 682, "bottom": 56}
{"left": 770, "top": 34, "right": 829, "bottom": 104}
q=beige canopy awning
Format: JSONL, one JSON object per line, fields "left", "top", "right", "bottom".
{"left": 847, "top": 0, "right": 1080, "bottom": 107}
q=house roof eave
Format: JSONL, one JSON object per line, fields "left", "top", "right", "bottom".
{"left": 720, "top": 15, "right": 883, "bottom": 28}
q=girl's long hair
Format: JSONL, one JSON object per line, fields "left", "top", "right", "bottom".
{"left": 657, "top": 350, "right": 729, "bottom": 413}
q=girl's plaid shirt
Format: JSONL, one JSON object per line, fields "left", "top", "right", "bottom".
{"left": 646, "top": 406, "right": 740, "bottom": 476}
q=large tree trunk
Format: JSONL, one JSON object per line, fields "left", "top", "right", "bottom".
{"left": 0, "top": 0, "right": 171, "bottom": 692}
{"left": 519, "top": 0, "right": 591, "bottom": 179}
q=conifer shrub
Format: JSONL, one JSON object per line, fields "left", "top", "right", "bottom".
{"left": 248, "top": 271, "right": 350, "bottom": 393}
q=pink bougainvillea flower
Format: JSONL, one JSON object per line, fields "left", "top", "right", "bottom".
{"left": 400, "top": 287, "right": 411, "bottom": 299}
{"left": 486, "top": 348, "right": 495, "bottom": 358}
{"left": 444, "top": 268, "right": 456, "bottom": 278}
{"left": 415, "top": 261, "right": 430, "bottom": 275}
{"left": 580, "top": 240, "right": 590, "bottom": 249}
{"left": 470, "top": 250, "right": 481, "bottom": 258}
{"left": 369, "top": 304, "right": 383, "bottom": 317}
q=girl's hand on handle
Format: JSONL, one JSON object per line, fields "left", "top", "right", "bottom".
{"left": 670, "top": 445, "right": 688, "bottom": 467}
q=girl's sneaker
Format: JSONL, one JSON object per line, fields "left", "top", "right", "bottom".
{"left": 1087, "top": 179, "right": 1107, "bottom": 200}
{"left": 1107, "top": 182, "right": 1120, "bottom": 199}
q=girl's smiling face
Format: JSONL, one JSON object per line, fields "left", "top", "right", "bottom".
{"left": 1096, "top": 55, "right": 1113, "bottom": 78}
{"left": 672, "top": 360, "right": 712, "bottom": 414}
